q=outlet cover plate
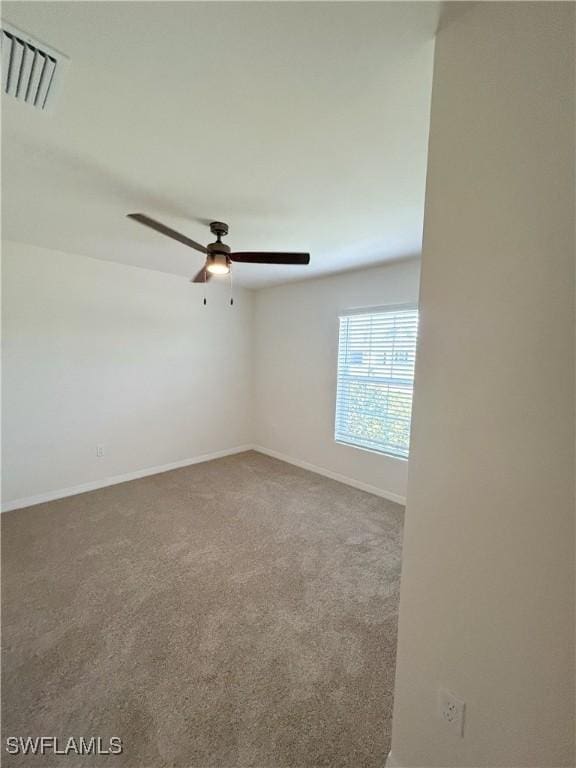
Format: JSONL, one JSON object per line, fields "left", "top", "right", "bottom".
{"left": 438, "top": 688, "right": 465, "bottom": 736}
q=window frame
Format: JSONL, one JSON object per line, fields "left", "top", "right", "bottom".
{"left": 334, "top": 302, "right": 418, "bottom": 461}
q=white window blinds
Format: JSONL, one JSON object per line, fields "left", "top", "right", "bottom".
{"left": 335, "top": 305, "right": 418, "bottom": 459}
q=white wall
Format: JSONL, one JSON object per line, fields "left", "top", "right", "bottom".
{"left": 253, "top": 260, "right": 420, "bottom": 502}
{"left": 1, "top": 241, "right": 254, "bottom": 507}
{"left": 2, "top": 244, "right": 418, "bottom": 508}
{"left": 390, "top": 4, "right": 575, "bottom": 767}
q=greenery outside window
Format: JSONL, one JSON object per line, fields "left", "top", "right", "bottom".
{"left": 335, "top": 305, "right": 418, "bottom": 459}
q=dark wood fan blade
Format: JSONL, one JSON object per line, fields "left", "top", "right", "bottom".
{"left": 191, "top": 267, "right": 212, "bottom": 283}
{"left": 230, "top": 252, "right": 310, "bottom": 265}
{"left": 128, "top": 213, "right": 207, "bottom": 254}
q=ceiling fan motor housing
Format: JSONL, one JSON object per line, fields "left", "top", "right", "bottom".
{"left": 207, "top": 222, "right": 231, "bottom": 273}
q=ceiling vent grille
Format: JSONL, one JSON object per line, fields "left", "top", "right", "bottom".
{"left": 1, "top": 21, "right": 68, "bottom": 111}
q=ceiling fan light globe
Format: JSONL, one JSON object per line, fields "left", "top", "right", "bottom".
{"left": 206, "top": 253, "right": 230, "bottom": 275}
{"left": 207, "top": 262, "right": 230, "bottom": 275}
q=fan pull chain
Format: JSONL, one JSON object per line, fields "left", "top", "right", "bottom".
{"left": 229, "top": 268, "right": 234, "bottom": 306}
{"left": 203, "top": 268, "right": 207, "bottom": 306}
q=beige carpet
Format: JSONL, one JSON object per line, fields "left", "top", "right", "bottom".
{"left": 2, "top": 451, "right": 404, "bottom": 768}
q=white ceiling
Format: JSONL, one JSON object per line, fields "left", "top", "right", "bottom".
{"left": 2, "top": 2, "right": 438, "bottom": 289}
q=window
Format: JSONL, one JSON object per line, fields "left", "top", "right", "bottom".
{"left": 335, "top": 305, "right": 418, "bottom": 459}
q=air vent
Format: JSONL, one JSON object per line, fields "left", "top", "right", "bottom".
{"left": 1, "top": 21, "right": 68, "bottom": 111}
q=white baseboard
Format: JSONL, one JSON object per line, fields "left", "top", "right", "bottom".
{"left": 252, "top": 445, "right": 406, "bottom": 505}
{"left": 1, "top": 445, "right": 255, "bottom": 513}
{"left": 2, "top": 444, "right": 405, "bottom": 513}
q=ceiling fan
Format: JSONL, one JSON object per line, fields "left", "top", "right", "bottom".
{"left": 127, "top": 214, "right": 310, "bottom": 282}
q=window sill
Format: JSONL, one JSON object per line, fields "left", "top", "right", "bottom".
{"left": 335, "top": 439, "right": 409, "bottom": 462}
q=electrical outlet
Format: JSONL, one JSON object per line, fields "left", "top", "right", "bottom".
{"left": 96, "top": 445, "right": 104, "bottom": 458}
{"left": 438, "top": 688, "right": 465, "bottom": 736}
